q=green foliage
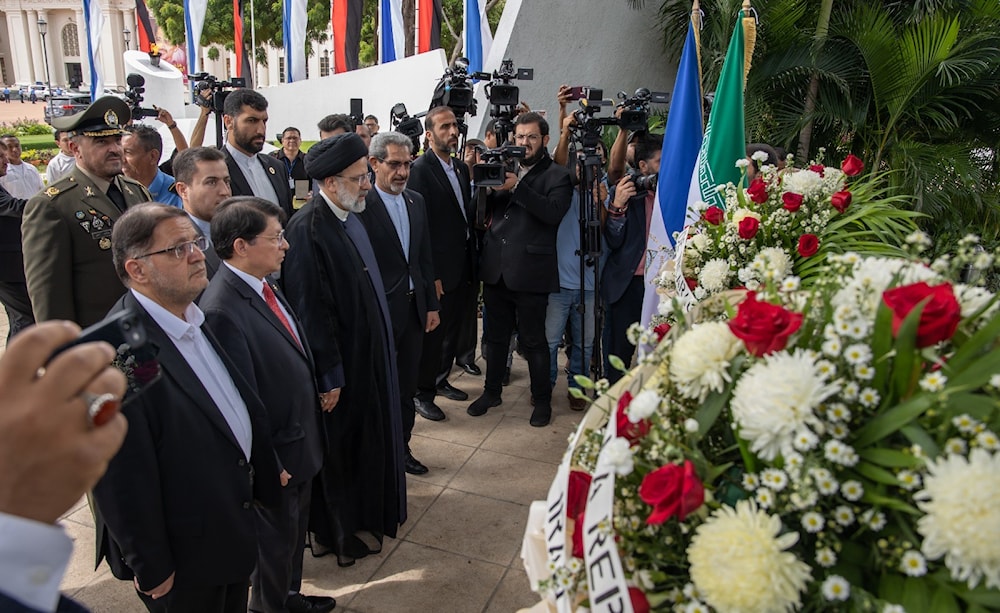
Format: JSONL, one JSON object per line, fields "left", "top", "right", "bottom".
{"left": 0, "top": 119, "right": 54, "bottom": 137}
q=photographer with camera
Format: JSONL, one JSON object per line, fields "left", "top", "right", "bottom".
{"left": 466, "top": 112, "right": 572, "bottom": 428}
{"left": 602, "top": 133, "right": 661, "bottom": 383}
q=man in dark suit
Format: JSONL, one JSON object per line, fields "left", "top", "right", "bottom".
{"left": 221, "top": 89, "right": 294, "bottom": 220}
{"left": 602, "top": 136, "right": 662, "bottom": 382}
{"left": 200, "top": 197, "right": 333, "bottom": 613}
{"left": 359, "top": 132, "right": 440, "bottom": 475}
{"left": 21, "top": 97, "right": 152, "bottom": 327}
{"left": 93, "top": 203, "right": 280, "bottom": 612}
{"left": 407, "top": 107, "right": 479, "bottom": 421}
{"left": 173, "top": 147, "right": 232, "bottom": 279}
{"left": 0, "top": 139, "right": 32, "bottom": 341}
{"left": 467, "top": 112, "right": 573, "bottom": 427}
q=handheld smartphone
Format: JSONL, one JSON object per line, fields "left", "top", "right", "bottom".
{"left": 350, "top": 98, "right": 364, "bottom": 124}
{"left": 567, "top": 86, "right": 586, "bottom": 101}
{"left": 49, "top": 309, "right": 161, "bottom": 402}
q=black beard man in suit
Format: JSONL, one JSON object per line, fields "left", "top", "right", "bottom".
{"left": 93, "top": 203, "right": 280, "bottom": 613}
{"left": 199, "top": 197, "right": 335, "bottom": 613}
{"left": 359, "top": 131, "right": 441, "bottom": 475}
{"left": 466, "top": 112, "right": 573, "bottom": 427}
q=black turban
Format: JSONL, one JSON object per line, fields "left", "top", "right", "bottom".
{"left": 305, "top": 133, "right": 369, "bottom": 181}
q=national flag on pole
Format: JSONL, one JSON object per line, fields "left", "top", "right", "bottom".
{"left": 283, "top": 0, "right": 308, "bottom": 81}
{"left": 685, "top": 3, "right": 756, "bottom": 219}
{"left": 639, "top": 7, "right": 704, "bottom": 328}
{"left": 134, "top": 0, "right": 156, "bottom": 53}
{"left": 183, "top": 0, "right": 208, "bottom": 76}
{"left": 463, "top": 0, "right": 492, "bottom": 73}
{"left": 417, "top": 0, "right": 442, "bottom": 53}
{"left": 83, "top": 0, "right": 105, "bottom": 100}
{"left": 379, "top": 0, "right": 405, "bottom": 63}
{"left": 233, "top": 0, "right": 252, "bottom": 83}
{"left": 331, "top": 0, "right": 363, "bottom": 73}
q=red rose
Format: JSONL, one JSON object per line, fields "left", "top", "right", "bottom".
{"left": 615, "top": 391, "right": 650, "bottom": 445}
{"left": 882, "top": 282, "right": 962, "bottom": 348}
{"left": 638, "top": 460, "right": 705, "bottom": 525}
{"left": 703, "top": 206, "right": 725, "bottom": 225}
{"left": 738, "top": 216, "right": 760, "bottom": 239}
{"left": 653, "top": 322, "right": 671, "bottom": 342}
{"left": 567, "top": 470, "right": 592, "bottom": 519}
{"left": 797, "top": 233, "right": 819, "bottom": 257}
{"left": 685, "top": 277, "right": 698, "bottom": 291}
{"left": 831, "top": 190, "right": 852, "bottom": 213}
{"left": 747, "top": 178, "right": 768, "bottom": 203}
{"left": 809, "top": 164, "right": 826, "bottom": 177}
{"left": 841, "top": 153, "right": 864, "bottom": 177}
{"left": 782, "top": 192, "right": 803, "bottom": 212}
{"left": 629, "top": 587, "right": 651, "bottom": 613}
{"left": 571, "top": 510, "right": 585, "bottom": 559}
{"left": 728, "top": 291, "right": 804, "bottom": 356}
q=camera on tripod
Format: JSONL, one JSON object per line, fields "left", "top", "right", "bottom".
{"left": 430, "top": 58, "right": 478, "bottom": 119}
{"left": 473, "top": 144, "right": 526, "bottom": 187}
{"left": 475, "top": 59, "right": 534, "bottom": 110}
{"left": 390, "top": 103, "right": 423, "bottom": 154}
{"left": 124, "top": 74, "right": 159, "bottom": 119}
{"left": 616, "top": 88, "right": 670, "bottom": 132}
{"left": 188, "top": 72, "right": 247, "bottom": 115}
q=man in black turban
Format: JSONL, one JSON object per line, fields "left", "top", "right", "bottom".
{"left": 280, "top": 133, "right": 407, "bottom": 567}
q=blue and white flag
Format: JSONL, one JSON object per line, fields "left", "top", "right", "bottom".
{"left": 184, "top": 0, "right": 208, "bottom": 76}
{"left": 463, "top": 0, "right": 492, "bottom": 73}
{"left": 639, "top": 14, "right": 703, "bottom": 327}
{"left": 379, "top": 0, "right": 405, "bottom": 63}
{"left": 83, "top": 0, "right": 105, "bottom": 100}
{"left": 284, "top": 0, "right": 308, "bottom": 81}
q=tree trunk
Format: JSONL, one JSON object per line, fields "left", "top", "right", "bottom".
{"left": 403, "top": 0, "right": 415, "bottom": 56}
{"left": 795, "top": 0, "right": 835, "bottom": 164}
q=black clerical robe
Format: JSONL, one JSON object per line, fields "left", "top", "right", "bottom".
{"left": 281, "top": 195, "right": 406, "bottom": 564}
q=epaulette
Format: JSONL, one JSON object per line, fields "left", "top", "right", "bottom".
{"left": 43, "top": 176, "right": 81, "bottom": 198}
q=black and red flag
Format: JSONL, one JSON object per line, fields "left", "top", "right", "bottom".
{"left": 332, "top": 0, "right": 364, "bottom": 73}
{"left": 417, "top": 0, "right": 442, "bottom": 53}
{"left": 134, "top": 0, "right": 156, "bottom": 52}
{"left": 233, "top": 0, "right": 252, "bottom": 84}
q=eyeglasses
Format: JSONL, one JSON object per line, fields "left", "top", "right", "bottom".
{"left": 336, "top": 173, "right": 371, "bottom": 187}
{"left": 515, "top": 134, "right": 542, "bottom": 143}
{"left": 256, "top": 230, "right": 286, "bottom": 244}
{"left": 374, "top": 158, "right": 411, "bottom": 171}
{"left": 136, "top": 235, "right": 209, "bottom": 260}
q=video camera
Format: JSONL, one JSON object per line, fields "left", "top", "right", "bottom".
{"left": 616, "top": 87, "right": 670, "bottom": 132}
{"left": 390, "top": 103, "right": 424, "bottom": 154}
{"left": 188, "top": 72, "right": 247, "bottom": 115}
{"left": 472, "top": 144, "right": 526, "bottom": 187}
{"left": 430, "top": 58, "right": 478, "bottom": 120}
{"left": 124, "top": 74, "right": 158, "bottom": 119}
{"left": 471, "top": 58, "right": 534, "bottom": 187}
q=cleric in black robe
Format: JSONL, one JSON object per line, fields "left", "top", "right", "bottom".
{"left": 280, "top": 133, "right": 406, "bottom": 567}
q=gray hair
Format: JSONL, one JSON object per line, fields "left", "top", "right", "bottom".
{"left": 369, "top": 131, "right": 413, "bottom": 159}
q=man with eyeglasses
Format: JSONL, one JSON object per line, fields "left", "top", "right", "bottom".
{"left": 281, "top": 133, "right": 407, "bottom": 567}
{"left": 270, "top": 127, "right": 309, "bottom": 192}
{"left": 21, "top": 96, "right": 152, "bottom": 326}
{"left": 200, "top": 197, "right": 334, "bottom": 613}
{"left": 467, "top": 111, "right": 573, "bottom": 427}
{"left": 173, "top": 147, "right": 233, "bottom": 280}
{"left": 359, "top": 131, "right": 440, "bottom": 476}
{"left": 94, "top": 202, "right": 280, "bottom": 613}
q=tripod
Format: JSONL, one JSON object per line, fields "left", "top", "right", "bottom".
{"left": 573, "top": 137, "right": 606, "bottom": 382}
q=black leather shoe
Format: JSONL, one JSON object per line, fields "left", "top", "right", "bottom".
{"left": 304, "top": 595, "right": 337, "bottom": 612}
{"left": 405, "top": 452, "right": 429, "bottom": 475}
{"left": 287, "top": 593, "right": 336, "bottom": 613}
{"left": 414, "top": 398, "right": 446, "bottom": 421}
{"left": 467, "top": 393, "right": 502, "bottom": 417}
{"left": 458, "top": 362, "right": 482, "bottom": 376}
{"left": 530, "top": 403, "right": 552, "bottom": 427}
{"left": 436, "top": 381, "right": 469, "bottom": 401}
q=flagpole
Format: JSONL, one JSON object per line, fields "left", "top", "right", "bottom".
{"left": 250, "top": 0, "right": 258, "bottom": 86}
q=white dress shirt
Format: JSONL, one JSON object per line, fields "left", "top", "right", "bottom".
{"left": 0, "top": 512, "right": 72, "bottom": 612}
{"left": 436, "top": 153, "right": 469, "bottom": 239}
{"left": 1, "top": 161, "right": 45, "bottom": 199}
{"left": 131, "top": 289, "right": 253, "bottom": 459}
{"left": 225, "top": 143, "right": 280, "bottom": 206}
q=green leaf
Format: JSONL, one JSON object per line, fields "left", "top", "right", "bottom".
{"left": 695, "top": 389, "right": 732, "bottom": 440}
{"left": 879, "top": 573, "right": 906, "bottom": 605}
{"left": 892, "top": 298, "right": 928, "bottom": 399}
{"left": 946, "top": 309, "right": 1000, "bottom": 373}
{"left": 900, "top": 423, "right": 940, "bottom": 458}
{"left": 942, "top": 392, "right": 998, "bottom": 421}
{"left": 927, "top": 585, "right": 962, "bottom": 613}
{"left": 901, "top": 577, "right": 932, "bottom": 612}
{"left": 947, "top": 344, "right": 1000, "bottom": 390}
{"left": 872, "top": 303, "right": 896, "bottom": 390}
{"left": 862, "top": 491, "right": 920, "bottom": 515}
{"left": 859, "top": 447, "right": 922, "bottom": 468}
{"left": 855, "top": 460, "right": 902, "bottom": 485}
{"left": 854, "top": 395, "right": 934, "bottom": 448}
{"left": 954, "top": 583, "right": 1000, "bottom": 608}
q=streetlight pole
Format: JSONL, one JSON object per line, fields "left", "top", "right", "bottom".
{"left": 123, "top": 27, "right": 131, "bottom": 51}
{"left": 37, "top": 19, "right": 53, "bottom": 120}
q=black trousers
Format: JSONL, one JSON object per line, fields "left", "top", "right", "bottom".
{"left": 137, "top": 581, "right": 249, "bottom": 613}
{"left": 481, "top": 279, "right": 550, "bottom": 403}
{"left": 604, "top": 275, "right": 644, "bottom": 383}
{"left": 249, "top": 478, "right": 312, "bottom": 613}
{"left": 395, "top": 297, "right": 423, "bottom": 444}
{"left": 416, "top": 277, "right": 474, "bottom": 401}
{"left": 453, "top": 282, "right": 479, "bottom": 366}
{"left": 0, "top": 280, "right": 34, "bottom": 342}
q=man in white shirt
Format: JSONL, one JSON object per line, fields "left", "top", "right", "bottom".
{"left": 0, "top": 135, "right": 44, "bottom": 199}
{"left": 45, "top": 131, "right": 76, "bottom": 185}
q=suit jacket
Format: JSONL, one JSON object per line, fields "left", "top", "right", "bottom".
{"left": 601, "top": 190, "right": 648, "bottom": 304}
{"left": 199, "top": 265, "right": 323, "bottom": 487}
{"left": 223, "top": 146, "right": 294, "bottom": 220}
{"left": 407, "top": 151, "right": 476, "bottom": 292}
{"left": 188, "top": 214, "right": 221, "bottom": 280}
{"left": 359, "top": 188, "right": 439, "bottom": 336}
{"left": 480, "top": 153, "right": 573, "bottom": 294}
{"left": 0, "top": 185, "right": 27, "bottom": 283}
{"left": 21, "top": 167, "right": 151, "bottom": 326}
{"left": 92, "top": 292, "right": 280, "bottom": 592}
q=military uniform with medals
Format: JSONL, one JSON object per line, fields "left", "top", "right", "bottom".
{"left": 21, "top": 97, "right": 152, "bottom": 326}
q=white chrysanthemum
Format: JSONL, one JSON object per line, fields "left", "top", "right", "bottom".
{"left": 687, "top": 500, "right": 811, "bottom": 613}
{"left": 919, "top": 372, "right": 947, "bottom": 393}
{"left": 801, "top": 512, "right": 824, "bottom": 533}
{"left": 991, "top": 374, "right": 1000, "bottom": 390}
{"left": 669, "top": 322, "right": 743, "bottom": 402}
{"left": 688, "top": 232, "right": 710, "bottom": 253}
{"left": 782, "top": 167, "right": 824, "bottom": 197}
{"left": 600, "top": 437, "right": 634, "bottom": 476}
{"left": 699, "top": 258, "right": 732, "bottom": 292}
{"left": 683, "top": 602, "right": 709, "bottom": 613}
{"left": 732, "top": 350, "right": 840, "bottom": 460}
{"left": 752, "top": 247, "right": 793, "bottom": 280}
{"left": 954, "top": 284, "right": 998, "bottom": 320}
{"left": 730, "top": 209, "right": 761, "bottom": 227}
{"left": 900, "top": 550, "right": 927, "bottom": 577}
{"left": 627, "top": 389, "right": 661, "bottom": 422}
{"left": 916, "top": 449, "right": 1000, "bottom": 588}
{"left": 821, "top": 575, "right": 851, "bottom": 601}
{"left": 735, "top": 158, "right": 751, "bottom": 169}
{"left": 816, "top": 548, "right": 837, "bottom": 568}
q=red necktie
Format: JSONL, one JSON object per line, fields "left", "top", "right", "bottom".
{"left": 262, "top": 283, "right": 301, "bottom": 348}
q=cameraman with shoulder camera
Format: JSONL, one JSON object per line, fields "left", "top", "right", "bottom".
{"left": 467, "top": 112, "right": 573, "bottom": 428}
{"left": 602, "top": 133, "right": 661, "bottom": 383}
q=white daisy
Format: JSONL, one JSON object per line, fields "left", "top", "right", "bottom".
{"left": 859, "top": 387, "right": 881, "bottom": 408}
{"left": 953, "top": 414, "right": 980, "bottom": 434}
{"left": 793, "top": 429, "right": 819, "bottom": 451}
{"left": 755, "top": 487, "right": 775, "bottom": 509}
{"left": 945, "top": 437, "right": 968, "bottom": 455}
{"left": 815, "top": 359, "right": 836, "bottom": 378}
{"left": 742, "top": 473, "right": 760, "bottom": 491}
{"left": 897, "top": 470, "right": 921, "bottom": 490}
{"left": 834, "top": 505, "right": 856, "bottom": 526}
{"left": 976, "top": 430, "right": 999, "bottom": 451}
{"left": 801, "top": 512, "right": 825, "bottom": 533}
{"left": 842, "top": 381, "right": 859, "bottom": 401}
{"left": 826, "top": 403, "right": 851, "bottom": 422}
{"left": 840, "top": 480, "right": 864, "bottom": 501}
{"left": 900, "top": 550, "right": 927, "bottom": 577}
{"left": 854, "top": 364, "right": 875, "bottom": 380}
{"left": 918, "top": 372, "right": 948, "bottom": 393}
{"left": 883, "top": 605, "right": 906, "bottom": 613}
{"left": 761, "top": 468, "right": 789, "bottom": 492}
{"left": 843, "top": 343, "right": 872, "bottom": 365}
{"left": 821, "top": 337, "right": 842, "bottom": 357}
{"left": 816, "top": 548, "right": 837, "bottom": 568}
{"left": 821, "top": 575, "right": 851, "bottom": 601}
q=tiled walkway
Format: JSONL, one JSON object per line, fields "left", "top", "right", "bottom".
{"left": 2, "top": 309, "right": 577, "bottom": 612}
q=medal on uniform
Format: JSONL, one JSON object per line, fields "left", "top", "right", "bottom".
{"left": 93, "top": 218, "right": 104, "bottom": 230}
{"left": 75, "top": 211, "right": 85, "bottom": 219}
{"left": 88, "top": 208, "right": 97, "bottom": 215}
{"left": 99, "top": 237, "right": 112, "bottom": 250}
{"left": 85, "top": 186, "right": 95, "bottom": 197}
{"left": 79, "top": 221, "right": 91, "bottom": 232}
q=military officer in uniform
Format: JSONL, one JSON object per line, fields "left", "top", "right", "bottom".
{"left": 21, "top": 96, "right": 152, "bottom": 326}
